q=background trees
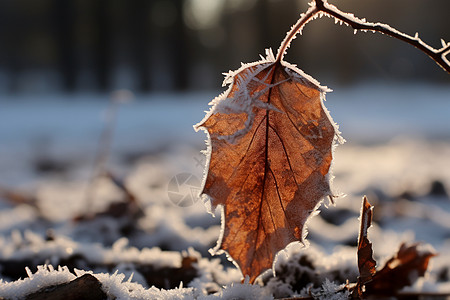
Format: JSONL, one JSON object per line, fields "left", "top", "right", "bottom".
{"left": 0, "top": 0, "right": 448, "bottom": 94}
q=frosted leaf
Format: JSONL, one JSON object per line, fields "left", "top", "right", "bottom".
{"left": 195, "top": 46, "right": 342, "bottom": 282}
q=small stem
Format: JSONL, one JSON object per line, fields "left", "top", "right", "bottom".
{"left": 276, "top": 6, "right": 319, "bottom": 62}
{"left": 84, "top": 98, "right": 119, "bottom": 214}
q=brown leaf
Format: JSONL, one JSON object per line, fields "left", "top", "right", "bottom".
{"left": 365, "top": 242, "right": 436, "bottom": 295}
{"left": 195, "top": 50, "right": 340, "bottom": 282}
{"left": 358, "top": 197, "right": 376, "bottom": 282}
{"left": 352, "top": 196, "right": 376, "bottom": 298}
{"left": 350, "top": 197, "right": 437, "bottom": 298}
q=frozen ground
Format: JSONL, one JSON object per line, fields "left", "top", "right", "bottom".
{"left": 0, "top": 83, "right": 450, "bottom": 299}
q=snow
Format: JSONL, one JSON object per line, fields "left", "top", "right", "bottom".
{"left": 313, "top": 279, "right": 350, "bottom": 300}
{"left": 1, "top": 83, "right": 450, "bottom": 298}
{"left": 199, "top": 282, "right": 273, "bottom": 300}
{"left": 0, "top": 265, "right": 76, "bottom": 299}
{"left": 79, "top": 269, "right": 196, "bottom": 300}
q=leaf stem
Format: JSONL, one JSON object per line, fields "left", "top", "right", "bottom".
{"left": 275, "top": 5, "right": 319, "bottom": 62}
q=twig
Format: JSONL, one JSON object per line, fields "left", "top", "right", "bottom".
{"left": 276, "top": 0, "right": 450, "bottom": 74}
{"left": 83, "top": 98, "right": 119, "bottom": 215}
{"left": 83, "top": 90, "right": 133, "bottom": 215}
{"left": 276, "top": 5, "right": 319, "bottom": 62}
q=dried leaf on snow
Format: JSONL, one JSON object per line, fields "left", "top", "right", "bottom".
{"left": 365, "top": 242, "right": 436, "bottom": 295}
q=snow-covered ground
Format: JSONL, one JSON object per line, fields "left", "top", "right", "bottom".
{"left": 0, "top": 83, "right": 450, "bottom": 299}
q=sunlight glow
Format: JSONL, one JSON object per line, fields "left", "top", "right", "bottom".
{"left": 183, "top": 0, "right": 225, "bottom": 30}
{"left": 226, "top": 0, "right": 257, "bottom": 12}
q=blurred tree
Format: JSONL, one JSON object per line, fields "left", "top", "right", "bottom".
{"left": 51, "top": 0, "right": 77, "bottom": 92}
{"left": 0, "top": 0, "right": 447, "bottom": 94}
{"left": 127, "top": 0, "right": 152, "bottom": 92}
{"left": 0, "top": 1, "right": 22, "bottom": 93}
{"left": 170, "top": 0, "right": 189, "bottom": 91}
{"left": 93, "top": 0, "right": 112, "bottom": 92}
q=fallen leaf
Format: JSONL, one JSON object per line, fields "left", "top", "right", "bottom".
{"left": 357, "top": 196, "right": 376, "bottom": 283}
{"left": 365, "top": 242, "right": 436, "bottom": 295}
{"left": 195, "top": 49, "right": 341, "bottom": 282}
{"left": 350, "top": 198, "right": 437, "bottom": 298}
{"left": 352, "top": 196, "right": 376, "bottom": 298}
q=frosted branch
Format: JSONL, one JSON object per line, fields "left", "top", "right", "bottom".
{"left": 275, "top": 5, "right": 319, "bottom": 62}
{"left": 277, "top": 0, "right": 450, "bottom": 74}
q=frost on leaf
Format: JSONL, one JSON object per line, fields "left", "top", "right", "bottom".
{"left": 194, "top": 49, "right": 341, "bottom": 283}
